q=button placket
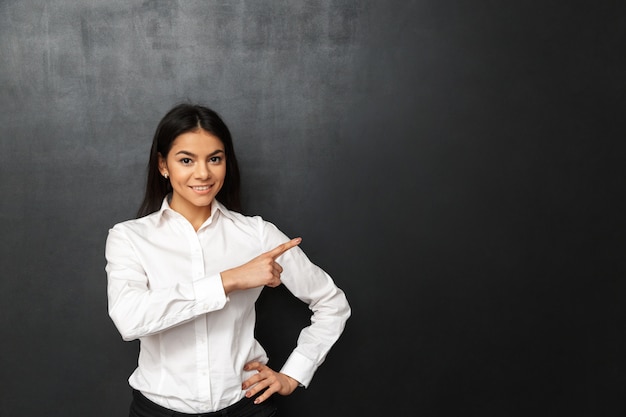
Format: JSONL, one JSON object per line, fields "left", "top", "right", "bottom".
{"left": 190, "top": 235, "right": 204, "bottom": 281}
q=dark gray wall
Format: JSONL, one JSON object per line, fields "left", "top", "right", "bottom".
{"left": 1, "top": 1, "right": 625, "bottom": 416}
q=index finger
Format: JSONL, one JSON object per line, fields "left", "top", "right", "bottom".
{"left": 266, "top": 237, "right": 302, "bottom": 259}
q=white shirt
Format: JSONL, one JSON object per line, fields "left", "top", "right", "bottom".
{"left": 105, "top": 198, "right": 350, "bottom": 413}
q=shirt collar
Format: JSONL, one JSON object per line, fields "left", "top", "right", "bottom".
{"left": 156, "top": 195, "right": 237, "bottom": 225}
{"left": 210, "top": 199, "right": 238, "bottom": 222}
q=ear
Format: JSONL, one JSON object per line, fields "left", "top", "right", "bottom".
{"left": 158, "top": 153, "right": 167, "bottom": 175}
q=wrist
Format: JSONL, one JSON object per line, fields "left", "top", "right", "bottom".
{"left": 220, "top": 270, "right": 237, "bottom": 294}
{"left": 286, "top": 375, "right": 299, "bottom": 393}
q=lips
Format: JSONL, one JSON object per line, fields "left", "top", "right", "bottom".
{"left": 191, "top": 185, "right": 211, "bottom": 191}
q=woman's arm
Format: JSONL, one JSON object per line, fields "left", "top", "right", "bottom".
{"left": 219, "top": 238, "right": 301, "bottom": 294}
{"left": 260, "top": 221, "right": 351, "bottom": 388}
{"left": 105, "top": 227, "right": 228, "bottom": 341}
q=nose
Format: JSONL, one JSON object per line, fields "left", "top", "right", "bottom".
{"left": 194, "top": 162, "right": 211, "bottom": 179}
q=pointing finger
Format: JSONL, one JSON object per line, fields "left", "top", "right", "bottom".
{"left": 267, "top": 237, "right": 302, "bottom": 259}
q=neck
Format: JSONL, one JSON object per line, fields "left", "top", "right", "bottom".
{"left": 170, "top": 198, "right": 212, "bottom": 231}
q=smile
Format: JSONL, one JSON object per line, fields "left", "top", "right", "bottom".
{"left": 191, "top": 186, "right": 211, "bottom": 191}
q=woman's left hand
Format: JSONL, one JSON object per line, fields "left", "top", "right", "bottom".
{"left": 241, "top": 361, "right": 299, "bottom": 404}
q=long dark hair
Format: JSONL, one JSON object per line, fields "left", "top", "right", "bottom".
{"left": 137, "top": 103, "right": 241, "bottom": 217}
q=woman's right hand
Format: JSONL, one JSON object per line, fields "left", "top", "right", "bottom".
{"left": 220, "top": 238, "right": 301, "bottom": 294}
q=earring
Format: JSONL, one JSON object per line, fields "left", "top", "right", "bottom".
{"left": 163, "top": 172, "right": 169, "bottom": 179}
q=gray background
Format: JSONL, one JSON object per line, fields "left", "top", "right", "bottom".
{"left": 1, "top": 1, "right": 625, "bottom": 416}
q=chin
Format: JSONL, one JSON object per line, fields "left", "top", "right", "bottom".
{"left": 195, "top": 195, "right": 217, "bottom": 207}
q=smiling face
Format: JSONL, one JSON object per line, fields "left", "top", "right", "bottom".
{"left": 158, "top": 129, "right": 226, "bottom": 225}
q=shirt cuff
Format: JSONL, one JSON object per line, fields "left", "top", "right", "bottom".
{"left": 280, "top": 350, "right": 317, "bottom": 388}
{"left": 193, "top": 273, "right": 228, "bottom": 311}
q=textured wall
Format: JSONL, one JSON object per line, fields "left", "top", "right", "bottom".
{"left": 1, "top": 1, "right": 625, "bottom": 416}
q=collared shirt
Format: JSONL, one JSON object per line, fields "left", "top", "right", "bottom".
{"left": 105, "top": 198, "right": 350, "bottom": 413}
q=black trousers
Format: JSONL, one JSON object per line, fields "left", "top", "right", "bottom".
{"left": 129, "top": 390, "right": 278, "bottom": 417}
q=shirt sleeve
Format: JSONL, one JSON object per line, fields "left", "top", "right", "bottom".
{"left": 260, "top": 220, "right": 351, "bottom": 387}
{"left": 105, "top": 226, "right": 228, "bottom": 341}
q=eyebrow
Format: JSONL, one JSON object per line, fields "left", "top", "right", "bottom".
{"left": 174, "top": 149, "right": 225, "bottom": 157}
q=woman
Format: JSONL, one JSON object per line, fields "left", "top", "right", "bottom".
{"left": 105, "top": 103, "right": 350, "bottom": 417}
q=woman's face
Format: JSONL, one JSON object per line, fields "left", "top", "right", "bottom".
{"left": 158, "top": 129, "right": 227, "bottom": 220}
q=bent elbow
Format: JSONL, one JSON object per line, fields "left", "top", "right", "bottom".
{"left": 108, "top": 308, "right": 139, "bottom": 342}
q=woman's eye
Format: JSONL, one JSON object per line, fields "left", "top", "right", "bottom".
{"left": 180, "top": 158, "right": 192, "bottom": 165}
{"left": 210, "top": 156, "right": 222, "bottom": 164}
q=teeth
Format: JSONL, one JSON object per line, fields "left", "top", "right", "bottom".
{"left": 193, "top": 186, "right": 210, "bottom": 191}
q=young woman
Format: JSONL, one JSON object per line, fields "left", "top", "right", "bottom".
{"left": 105, "top": 103, "right": 350, "bottom": 417}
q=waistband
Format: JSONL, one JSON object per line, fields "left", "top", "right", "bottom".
{"left": 132, "top": 389, "right": 263, "bottom": 417}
